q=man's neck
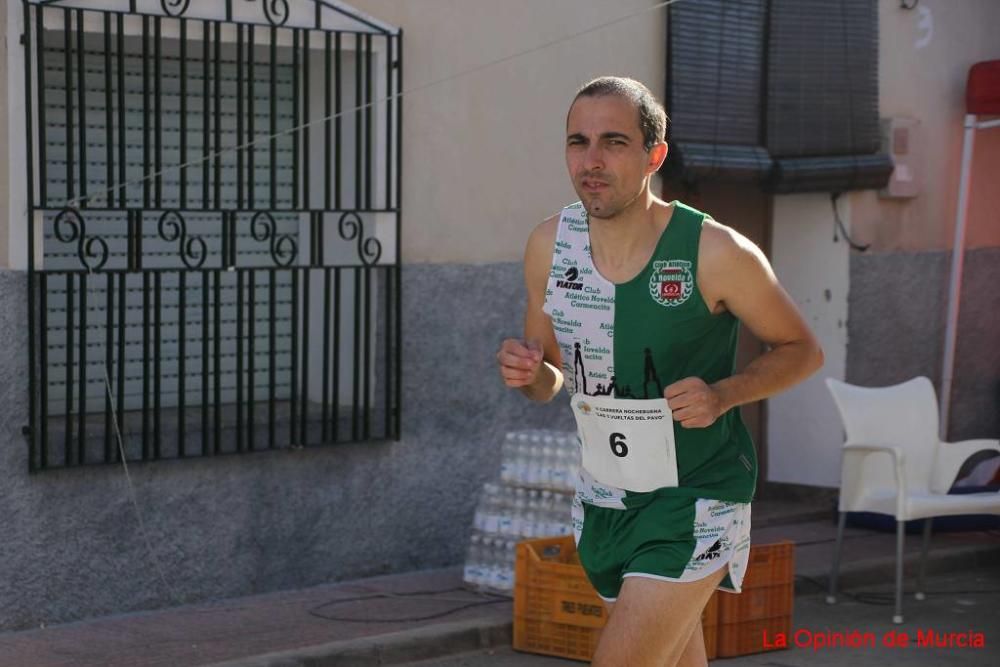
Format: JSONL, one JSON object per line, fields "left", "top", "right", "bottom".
{"left": 588, "top": 189, "right": 670, "bottom": 262}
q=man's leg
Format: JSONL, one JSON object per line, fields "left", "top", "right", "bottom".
{"left": 601, "top": 598, "right": 616, "bottom": 630}
{"left": 592, "top": 567, "right": 725, "bottom": 667}
{"left": 675, "top": 619, "right": 708, "bottom": 667}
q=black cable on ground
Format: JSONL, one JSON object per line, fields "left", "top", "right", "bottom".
{"left": 307, "top": 587, "right": 511, "bottom": 624}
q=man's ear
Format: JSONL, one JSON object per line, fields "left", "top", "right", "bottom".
{"left": 647, "top": 141, "right": 668, "bottom": 174}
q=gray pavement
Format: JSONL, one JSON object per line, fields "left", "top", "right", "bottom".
{"left": 0, "top": 495, "right": 996, "bottom": 667}
{"left": 402, "top": 564, "right": 1000, "bottom": 666}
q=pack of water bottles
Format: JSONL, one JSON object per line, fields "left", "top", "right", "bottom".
{"left": 499, "top": 430, "right": 579, "bottom": 492}
{"left": 463, "top": 429, "right": 579, "bottom": 594}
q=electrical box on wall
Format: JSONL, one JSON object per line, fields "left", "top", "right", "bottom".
{"left": 879, "top": 117, "right": 922, "bottom": 199}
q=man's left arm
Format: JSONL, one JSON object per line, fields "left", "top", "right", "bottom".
{"left": 666, "top": 221, "right": 825, "bottom": 429}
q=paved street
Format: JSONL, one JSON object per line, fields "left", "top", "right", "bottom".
{"left": 402, "top": 564, "right": 1000, "bottom": 666}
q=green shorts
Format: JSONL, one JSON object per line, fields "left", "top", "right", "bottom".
{"left": 572, "top": 494, "right": 752, "bottom": 601}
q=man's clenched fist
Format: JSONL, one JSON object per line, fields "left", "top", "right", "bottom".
{"left": 497, "top": 338, "right": 543, "bottom": 388}
{"left": 665, "top": 377, "right": 724, "bottom": 429}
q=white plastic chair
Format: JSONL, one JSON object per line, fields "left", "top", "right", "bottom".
{"left": 825, "top": 376, "right": 1000, "bottom": 623}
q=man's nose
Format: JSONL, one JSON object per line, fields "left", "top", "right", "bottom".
{"left": 584, "top": 144, "right": 604, "bottom": 170}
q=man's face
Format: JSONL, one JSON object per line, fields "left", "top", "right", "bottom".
{"left": 565, "top": 95, "right": 662, "bottom": 219}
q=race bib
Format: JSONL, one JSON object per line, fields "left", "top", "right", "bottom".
{"left": 570, "top": 393, "right": 678, "bottom": 493}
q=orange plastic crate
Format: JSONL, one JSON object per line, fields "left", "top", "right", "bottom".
{"left": 728, "top": 540, "right": 795, "bottom": 592}
{"left": 718, "top": 616, "right": 793, "bottom": 658}
{"left": 717, "top": 541, "right": 795, "bottom": 657}
{"left": 513, "top": 535, "right": 605, "bottom": 661}
{"left": 513, "top": 535, "right": 720, "bottom": 662}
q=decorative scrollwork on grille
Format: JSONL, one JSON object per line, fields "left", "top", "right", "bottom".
{"left": 53, "top": 208, "right": 109, "bottom": 272}
{"left": 338, "top": 212, "right": 382, "bottom": 267}
{"left": 160, "top": 0, "right": 191, "bottom": 17}
{"left": 250, "top": 211, "right": 298, "bottom": 267}
{"left": 256, "top": 0, "right": 290, "bottom": 26}
{"left": 157, "top": 210, "right": 207, "bottom": 269}
{"left": 159, "top": 1, "right": 288, "bottom": 25}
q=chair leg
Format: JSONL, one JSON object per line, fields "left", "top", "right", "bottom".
{"left": 916, "top": 518, "right": 933, "bottom": 601}
{"left": 894, "top": 520, "right": 905, "bottom": 624}
{"left": 826, "top": 511, "right": 847, "bottom": 604}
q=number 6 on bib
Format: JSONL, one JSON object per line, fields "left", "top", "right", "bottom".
{"left": 609, "top": 432, "right": 628, "bottom": 457}
{"left": 571, "top": 394, "right": 679, "bottom": 492}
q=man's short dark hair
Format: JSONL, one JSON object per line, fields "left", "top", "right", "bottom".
{"left": 572, "top": 76, "right": 669, "bottom": 152}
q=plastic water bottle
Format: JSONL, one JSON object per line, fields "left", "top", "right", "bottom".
{"left": 539, "top": 491, "right": 558, "bottom": 536}
{"left": 550, "top": 447, "right": 570, "bottom": 492}
{"left": 482, "top": 484, "right": 502, "bottom": 535}
{"left": 497, "top": 486, "right": 516, "bottom": 536}
{"left": 550, "top": 491, "right": 569, "bottom": 535}
{"left": 526, "top": 433, "right": 543, "bottom": 486}
{"left": 464, "top": 533, "right": 485, "bottom": 589}
{"left": 485, "top": 537, "right": 506, "bottom": 593}
{"left": 500, "top": 540, "right": 517, "bottom": 592}
{"left": 540, "top": 442, "right": 556, "bottom": 489}
{"left": 500, "top": 433, "right": 517, "bottom": 484}
{"left": 526, "top": 490, "right": 545, "bottom": 537}
{"left": 559, "top": 494, "right": 574, "bottom": 535}
{"left": 497, "top": 539, "right": 515, "bottom": 592}
{"left": 510, "top": 487, "right": 528, "bottom": 537}
{"left": 480, "top": 536, "right": 495, "bottom": 590}
{"left": 515, "top": 435, "right": 531, "bottom": 485}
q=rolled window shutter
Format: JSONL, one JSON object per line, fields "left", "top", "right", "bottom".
{"left": 664, "top": 0, "right": 890, "bottom": 192}
{"left": 665, "top": 0, "right": 771, "bottom": 182}
{"left": 766, "top": 0, "right": 890, "bottom": 192}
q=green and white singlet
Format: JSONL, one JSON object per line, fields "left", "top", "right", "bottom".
{"left": 543, "top": 201, "right": 758, "bottom": 509}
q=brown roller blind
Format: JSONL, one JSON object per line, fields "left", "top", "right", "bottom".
{"left": 665, "top": 0, "right": 771, "bottom": 181}
{"left": 766, "top": 0, "right": 880, "bottom": 157}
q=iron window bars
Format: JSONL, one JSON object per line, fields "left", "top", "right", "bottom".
{"left": 23, "top": 0, "right": 402, "bottom": 471}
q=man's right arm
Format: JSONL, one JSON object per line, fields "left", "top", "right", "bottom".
{"left": 496, "top": 216, "right": 564, "bottom": 403}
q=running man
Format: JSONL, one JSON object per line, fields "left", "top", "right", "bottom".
{"left": 496, "top": 77, "right": 823, "bottom": 666}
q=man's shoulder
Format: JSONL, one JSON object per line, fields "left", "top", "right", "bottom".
{"left": 531, "top": 213, "right": 560, "bottom": 246}
{"left": 532, "top": 202, "right": 576, "bottom": 241}
{"left": 523, "top": 212, "right": 564, "bottom": 291}
{"left": 694, "top": 217, "right": 769, "bottom": 313}
{"left": 697, "top": 217, "right": 769, "bottom": 293}
{"left": 699, "top": 217, "right": 755, "bottom": 260}
{"left": 524, "top": 211, "right": 563, "bottom": 272}
{"left": 529, "top": 201, "right": 587, "bottom": 254}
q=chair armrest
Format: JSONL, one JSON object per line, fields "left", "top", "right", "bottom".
{"left": 931, "top": 438, "right": 1000, "bottom": 493}
{"left": 841, "top": 444, "right": 907, "bottom": 516}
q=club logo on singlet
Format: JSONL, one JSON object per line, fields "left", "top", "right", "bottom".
{"left": 649, "top": 259, "right": 693, "bottom": 307}
{"left": 556, "top": 266, "right": 584, "bottom": 291}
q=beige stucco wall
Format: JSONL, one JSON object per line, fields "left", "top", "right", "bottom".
{"left": 851, "top": 0, "right": 1000, "bottom": 252}
{"left": 348, "top": 0, "right": 666, "bottom": 263}
{"left": 767, "top": 194, "right": 851, "bottom": 488}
